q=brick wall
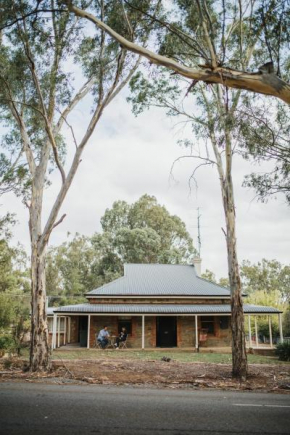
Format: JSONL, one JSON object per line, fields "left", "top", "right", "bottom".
{"left": 199, "top": 316, "right": 231, "bottom": 347}
{"left": 84, "top": 314, "right": 231, "bottom": 349}
{"left": 48, "top": 333, "right": 65, "bottom": 347}
{"left": 177, "top": 316, "right": 196, "bottom": 348}
{"left": 70, "top": 316, "right": 79, "bottom": 343}
{"left": 89, "top": 316, "right": 118, "bottom": 348}
{"left": 145, "top": 317, "right": 156, "bottom": 347}
{"left": 88, "top": 315, "right": 157, "bottom": 348}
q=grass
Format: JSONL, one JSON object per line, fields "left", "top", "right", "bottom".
{"left": 46, "top": 349, "right": 290, "bottom": 365}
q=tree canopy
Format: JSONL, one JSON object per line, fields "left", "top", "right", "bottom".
{"left": 240, "top": 259, "right": 290, "bottom": 303}
{"left": 46, "top": 194, "right": 195, "bottom": 299}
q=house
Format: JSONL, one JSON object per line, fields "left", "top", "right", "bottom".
{"left": 47, "top": 261, "right": 283, "bottom": 351}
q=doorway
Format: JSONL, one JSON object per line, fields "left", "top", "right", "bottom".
{"left": 78, "top": 316, "right": 88, "bottom": 347}
{"left": 156, "top": 316, "right": 177, "bottom": 347}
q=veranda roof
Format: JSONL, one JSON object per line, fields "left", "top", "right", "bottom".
{"left": 50, "top": 303, "right": 282, "bottom": 315}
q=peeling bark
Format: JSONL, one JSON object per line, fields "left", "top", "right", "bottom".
{"left": 30, "top": 246, "right": 50, "bottom": 371}
{"left": 223, "top": 180, "right": 248, "bottom": 379}
{"left": 205, "top": 85, "right": 248, "bottom": 379}
{"left": 29, "top": 181, "right": 50, "bottom": 371}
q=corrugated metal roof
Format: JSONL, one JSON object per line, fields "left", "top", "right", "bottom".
{"left": 51, "top": 303, "right": 282, "bottom": 314}
{"left": 47, "top": 307, "right": 55, "bottom": 315}
{"left": 87, "top": 264, "right": 232, "bottom": 297}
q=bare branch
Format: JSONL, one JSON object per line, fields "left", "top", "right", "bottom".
{"left": 0, "top": 9, "right": 68, "bottom": 31}
{"left": 52, "top": 213, "right": 66, "bottom": 229}
{"left": 188, "top": 161, "right": 212, "bottom": 195}
{"left": 56, "top": 108, "right": 78, "bottom": 149}
{"left": 120, "top": 0, "right": 134, "bottom": 40}
{"left": 56, "top": 76, "right": 96, "bottom": 133}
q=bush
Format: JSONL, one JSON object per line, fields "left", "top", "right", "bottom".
{"left": 275, "top": 342, "right": 290, "bottom": 361}
{"left": 3, "top": 358, "right": 13, "bottom": 369}
{"left": 0, "top": 334, "right": 16, "bottom": 351}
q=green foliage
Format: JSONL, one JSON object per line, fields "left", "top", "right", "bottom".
{"left": 0, "top": 215, "right": 30, "bottom": 294}
{"left": 0, "top": 0, "right": 160, "bottom": 199}
{"left": 46, "top": 234, "right": 98, "bottom": 297}
{"left": 239, "top": 102, "right": 290, "bottom": 204}
{"left": 46, "top": 195, "right": 195, "bottom": 297}
{"left": 202, "top": 259, "right": 289, "bottom": 339}
{"left": 241, "top": 259, "right": 290, "bottom": 302}
{"left": 127, "top": 0, "right": 290, "bottom": 203}
{"left": 283, "top": 307, "right": 290, "bottom": 337}
{"left": 95, "top": 194, "right": 195, "bottom": 273}
{"left": 0, "top": 293, "right": 15, "bottom": 329}
{"left": 241, "top": 259, "right": 288, "bottom": 338}
{"left": 0, "top": 293, "right": 30, "bottom": 355}
{"left": 0, "top": 334, "right": 15, "bottom": 351}
{"left": 275, "top": 342, "right": 290, "bottom": 361}
{"left": 201, "top": 269, "right": 229, "bottom": 288}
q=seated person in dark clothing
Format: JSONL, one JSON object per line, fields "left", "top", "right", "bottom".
{"left": 97, "top": 326, "right": 110, "bottom": 349}
{"left": 114, "top": 327, "right": 127, "bottom": 349}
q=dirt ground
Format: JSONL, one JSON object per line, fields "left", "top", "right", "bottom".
{"left": 1, "top": 356, "right": 290, "bottom": 392}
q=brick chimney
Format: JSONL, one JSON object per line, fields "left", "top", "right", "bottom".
{"left": 193, "top": 256, "right": 202, "bottom": 277}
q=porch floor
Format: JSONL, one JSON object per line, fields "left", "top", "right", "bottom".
{"left": 54, "top": 345, "right": 275, "bottom": 355}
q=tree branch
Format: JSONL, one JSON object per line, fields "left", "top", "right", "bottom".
{"left": 0, "top": 78, "right": 36, "bottom": 176}
{"left": 52, "top": 213, "right": 66, "bottom": 229}
{"left": 65, "top": 1, "right": 290, "bottom": 105}
{"left": 17, "top": 15, "right": 66, "bottom": 184}
{"left": 55, "top": 76, "right": 96, "bottom": 133}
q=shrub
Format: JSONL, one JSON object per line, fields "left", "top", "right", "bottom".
{"left": 0, "top": 334, "right": 16, "bottom": 351}
{"left": 275, "top": 342, "right": 290, "bottom": 361}
{"left": 3, "top": 358, "right": 13, "bottom": 369}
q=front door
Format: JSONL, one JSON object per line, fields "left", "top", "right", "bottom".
{"left": 78, "top": 316, "right": 88, "bottom": 347}
{"left": 156, "top": 316, "right": 177, "bottom": 347}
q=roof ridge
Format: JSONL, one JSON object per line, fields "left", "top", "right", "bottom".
{"left": 125, "top": 263, "right": 194, "bottom": 266}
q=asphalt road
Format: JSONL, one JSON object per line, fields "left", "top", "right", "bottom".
{"left": 0, "top": 382, "right": 290, "bottom": 435}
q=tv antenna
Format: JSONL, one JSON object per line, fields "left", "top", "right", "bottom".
{"left": 197, "top": 207, "right": 201, "bottom": 256}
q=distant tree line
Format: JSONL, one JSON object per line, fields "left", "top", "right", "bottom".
{"left": 202, "top": 259, "right": 290, "bottom": 338}
{"left": 1, "top": 194, "right": 289, "bottom": 351}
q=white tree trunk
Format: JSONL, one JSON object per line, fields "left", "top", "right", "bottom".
{"left": 30, "top": 246, "right": 50, "bottom": 370}
{"left": 223, "top": 178, "right": 248, "bottom": 379}
{"left": 29, "top": 181, "right": 50, "bottom": 371}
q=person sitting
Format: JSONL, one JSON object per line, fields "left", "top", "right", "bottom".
{"left": 97, "top": 326, "right": 110, "bottom": 349}
{"left": 114, "top": 327, "right": 127, "bottom": 349}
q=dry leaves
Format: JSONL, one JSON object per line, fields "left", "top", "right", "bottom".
{"left": 1, "top": 356, "right": 290, "bottom": 393}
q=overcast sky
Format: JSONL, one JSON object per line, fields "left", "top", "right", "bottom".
{"left": 1, "top": 87, "right": 289, "bottom": 279}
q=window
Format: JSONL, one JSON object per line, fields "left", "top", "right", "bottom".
{"left": 201, "top": 316, "right": 215, "bottom": 334}
{"left": 47, "top": 317, "right": 66, "bottom": 333}
{"left": 48, "top": 318, "right": 53, "bottom": 333}
{"left": 118, "top": 317, "right": 132, "bottom": 334}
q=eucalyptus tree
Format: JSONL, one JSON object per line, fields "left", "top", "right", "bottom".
{"left": 94, "top": 194, "right": 195, "bottom": 268}
{"left": 0, "top": 0, "right": 158, "bottom": 370}
{"left": 46, "top": 194, "right": 195, "bottom": 297}
{"left": 239, "top": 103, "right": 290, "bottom": 205}
{"left": 65, "top": 0, "right": 290, "bottom": 379}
